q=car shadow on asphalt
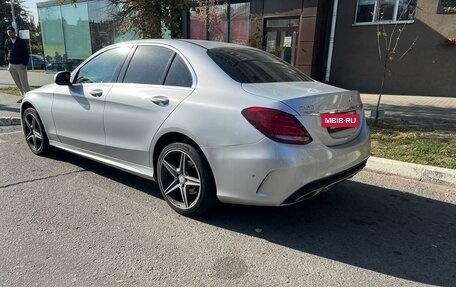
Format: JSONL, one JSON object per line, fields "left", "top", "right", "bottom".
{"left": 49, "top": 149, "right": 456, "bottom": 286}
{"left": 202, "top": 182, "right": 456, "bottom": 287}
{"left": 47, "top": 149, "right": 163, "bottom": 200}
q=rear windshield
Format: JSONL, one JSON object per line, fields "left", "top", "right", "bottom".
{"left": 207, "top": 47, "right": 312, "bottom": 83}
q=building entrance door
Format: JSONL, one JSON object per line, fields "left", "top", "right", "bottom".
{"left": 265, "top": 18, "right": 300, "bottom": 66}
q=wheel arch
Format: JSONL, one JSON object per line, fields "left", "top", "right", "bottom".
{"left": 20, "top": 101, "right": 36, "bottom": 117}
{"left": 152, "top": 132, "right": 214, "bottom": 181}
{"left": 21, "top": 101, "right": 46, "bottom": 131}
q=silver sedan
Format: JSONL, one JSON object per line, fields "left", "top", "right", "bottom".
{"left": 21, "top": 39, "right": 370, "bottom": 216}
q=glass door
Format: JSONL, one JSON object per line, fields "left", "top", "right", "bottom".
{"left": 265, "top": 18, "right": 299, "bottom": 66}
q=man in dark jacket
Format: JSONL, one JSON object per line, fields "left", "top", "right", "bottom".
{"left": 4, "top": 26, "right": 30, "bottom": 103}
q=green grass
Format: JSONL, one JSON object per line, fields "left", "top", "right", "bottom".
{"left": 0, "top": 86, "right": 39, "bottom": 96}
{"left": 370, "top": 123, "right": 456, "bottom": 169}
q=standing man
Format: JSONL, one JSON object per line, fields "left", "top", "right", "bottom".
{"left": 4, "top": 26, "right": 30, "bottom": 103}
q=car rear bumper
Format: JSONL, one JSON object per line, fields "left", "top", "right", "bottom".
{"left": 280, "top": 159, "right": 367, "bottom": 204}
{"left": 202, "top": 119, "right": 371, "bottom": 206}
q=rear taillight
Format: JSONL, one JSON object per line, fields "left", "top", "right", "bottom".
{"left": 242, "top": 107, "right": 313, "bottom": 145}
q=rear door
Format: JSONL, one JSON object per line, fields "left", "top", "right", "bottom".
{"left": 52, "top": 46, "right": 131, "bottom": 153}
{"left": 103, "top": 45, "right": 195, "bottom": 166}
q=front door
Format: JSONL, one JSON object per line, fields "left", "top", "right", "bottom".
{"left": 265, "top": 18, "right": 299, "bottom": 66}
{"left": 53, "top": 83, "right": 111, "bottom": 153}
{"left": 52, "top": 46, "right": 131, "bottom": 153}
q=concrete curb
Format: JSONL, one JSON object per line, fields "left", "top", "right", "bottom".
{"left": 0, "top": 117, "right": 21, "bottom": 126}
{"left": 366, "top": 157, "right": 456, "bottom": 185}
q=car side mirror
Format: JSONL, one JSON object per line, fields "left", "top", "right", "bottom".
{"left": 54, "top": 71, "right": 72, "bottom": 86}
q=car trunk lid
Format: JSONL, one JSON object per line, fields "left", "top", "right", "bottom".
{"left": 242, "top": 82, "right": 364, "bottom": 146}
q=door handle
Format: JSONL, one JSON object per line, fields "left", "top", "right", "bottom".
{"left": 89, "top": 89, "right": 103, "bottom": 97}
{"left": 150, "top": 96, "right": 169, "bottom": 107}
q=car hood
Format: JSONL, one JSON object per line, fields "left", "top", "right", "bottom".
{"left": 24, "top": 84, "right": 57, "bottom": 97}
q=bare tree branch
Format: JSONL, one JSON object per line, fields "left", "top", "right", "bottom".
{"left": 377, "top": 26, "right": 382, "bottom": 61}
{"left": 396, "top": 36, "right": 419, "bottom": 62}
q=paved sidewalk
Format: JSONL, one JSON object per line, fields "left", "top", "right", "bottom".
{"left": 0, "top": 70, "right": 55, "bottom": 125}
{"left": 361, "top": 94, "right": 456, "bottom": 131}
{"left": 0, "top": 93, "right": 21, "bottom": 125}
{"left": 0, "top": 69, "right": 55, "bottom": 87}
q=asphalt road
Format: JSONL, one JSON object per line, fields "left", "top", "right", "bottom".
{"left": 1, "top": 125, "right": 455, "bottom": 287}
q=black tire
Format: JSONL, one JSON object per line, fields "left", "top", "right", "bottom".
{"left": 157, "top": 142, "right": 216, "bottom": 216}
{"left": 22, "top": 107, "right": 51, "bottom": 156}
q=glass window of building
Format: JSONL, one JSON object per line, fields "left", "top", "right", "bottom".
{"left": 265, "top": 18, "right": 299, "bottom": 28}
{"left": 208, "top": 4, "right": 228, "bottom": 42}
{"left": 38, "top": 0, "right": 140, "bottom": 72}
{"left": 189, "top": 2, "right": 250, "bottom": 45}
{"left": 61, "top": 2, "right": 92, "bottom": 60}
{"left": 355, "top": 0, "right": 417, "bottom": 24}
{"left": 88, "top": 0, "right": 116, "bottom": 52}
{"left": 38, "top": 5, "right": 65, "bottom": 69}
{"left": 230, "top": 3, "right": 250, "bottom": 45}
{"left": 437, "top": 0, "right": 456, "bottom": 14}
{"left": 190, "top": 9, "right": 208, "bottom": 40}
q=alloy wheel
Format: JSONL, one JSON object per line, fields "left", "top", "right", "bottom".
{"left": 24, "top": 112, "right": 44, "bottom": 152}
{"left": 159, "top": 149, "right": 202, "bottom": 210}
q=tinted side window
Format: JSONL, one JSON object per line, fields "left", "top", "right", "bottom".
{"left": 76, "top": 47, "right": 129, "bottom": 83}
{"left": 207, "top": 47, "right": 312, "bottom": 83}
{"left": 124, "top": 46, "right": 174, "bottom": 85}
{"left": 164, "top": 55, "right": 193, "bottom": 88}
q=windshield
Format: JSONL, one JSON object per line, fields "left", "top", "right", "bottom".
{"left": 207, "top": 47, "right": 312, "bottom": 84}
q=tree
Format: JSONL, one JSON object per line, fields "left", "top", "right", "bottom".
{"left": 248, "top": 16, "right": 263, "bottom": 49}
{"left": 109, "top": 0, "right": 191, "bottom": 38}
{"left": 373, "top": 0, "right": 418, "bottom": 125}
{"left": 0, "top": 0, "right": 30, "bottom": 30}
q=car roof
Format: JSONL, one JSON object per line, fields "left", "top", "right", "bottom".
{"left": 118, "top": 39, "right": 251, "bottom": 51}
{"left": 77, "top": 39, "right": 258, "bottom": 90}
